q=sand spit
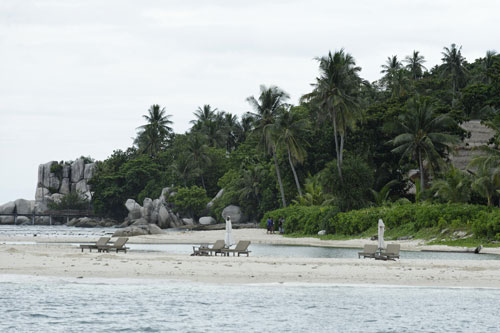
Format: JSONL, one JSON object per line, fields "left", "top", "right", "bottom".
{"left": 1, "top": 229, "right": 500, "bottom": 288}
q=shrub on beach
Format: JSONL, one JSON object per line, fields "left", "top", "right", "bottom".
{"left": 170, "top": 185, "right": 210, "bottom": 219}
{"left": 262, "top": 203, "right": 500, "bottom": 239}
{"left": 261, "top": 205, "right": 340, "bottom": 234}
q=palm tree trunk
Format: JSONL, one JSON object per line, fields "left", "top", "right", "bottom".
{"left": 287, "top": 147, "right": 302, "bottom": 197}
{"left": 331, "top": 113, "right": 343, "bottom": 181}
{"left": 418, "top": 150, "right": 425, "bottom": 190}
{"left": 339, "top": 132, "right": 345, "bottom": 166}
{"left": 273, "top": 148, "right": 287, "bottom": 208}
{"left": 200, "top": 174, "right": 206, "bottom": 191}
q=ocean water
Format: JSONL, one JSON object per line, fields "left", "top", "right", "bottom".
{"left": 1, "top": 275, "right": 499, "bottom": 332}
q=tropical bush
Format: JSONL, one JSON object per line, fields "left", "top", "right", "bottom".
{"left": 261, "top": 205, "right": 339, "bottom": 234}
{"left": 262, "top": 203, "right": 500, "bottom": 239}
{"left": 170, "top": 186, "right": 210, "bottom": 219}
{"left": 48, "top": 191, "right": 90, "bottom": 211}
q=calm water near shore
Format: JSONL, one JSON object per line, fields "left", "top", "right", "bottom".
{"left": 1, "top": 275, "right": 499, "bottom": 332}
{"left": 1, "top": 225, "right": 499, "bottom": 260}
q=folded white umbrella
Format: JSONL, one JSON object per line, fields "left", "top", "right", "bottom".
{"left": 225, "top": 216, "right": 234, "bottom": 247}
{"left": 378, "top": 219, "right": 385, "bottom": 251}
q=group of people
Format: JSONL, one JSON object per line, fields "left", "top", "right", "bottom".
{"left": 266, "top": 216, "right": 284, "bottom": 234}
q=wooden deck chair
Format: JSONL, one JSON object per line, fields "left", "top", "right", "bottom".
{"left": 98, "top": 237, "right": 129, "bottom": 253}
{"left": 221, "top": 240, "right": 251, "bottom": 257}
{"left": 80, "top": 237, "right": 110, "bottom": 252}
{"left": 191, "top": 240, "right": 226, "bottom": 256}
{"left": 358, "top": 244, "right": 378, "bottom": 259}
{"left": 381, "top": 243, "right": 400, "bottom": 260}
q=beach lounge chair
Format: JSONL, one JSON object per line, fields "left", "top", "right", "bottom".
{"left": 97, "top": 237, "right": 129, "bottom": 253}
{"left": 80, "top": 237, "right": 110, "bottom": 252}
{"left": 220, "top": 240, "right": 251, "bottom": 257}
{"left": 379, "top": 243, "right": 400, "bottom": 260}
{"left": 191, "top": 240, "right": 226, "bottom": 256}
{"left": 358, "top": 244, "right": 378, "bottom": 259}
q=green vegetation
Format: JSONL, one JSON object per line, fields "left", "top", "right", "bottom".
{"left": 170, "top": 186, "right": 210, "bottom": 219}
{"left": 263, "top": 203, "right": 500, "bottom": 243}
{"left": 81, "top": 44, "right": 500, "bottom": 243}
{"left": 48, "top": 191, "right": 90, "bottom": 211}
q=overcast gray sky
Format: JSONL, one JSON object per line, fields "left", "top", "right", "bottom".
{"left": 1, "top": 0, "right": 499, "bottom": 204}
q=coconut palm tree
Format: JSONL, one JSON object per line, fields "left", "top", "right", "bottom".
{"left": 431, "top": 167, "right": 471, "bottom": 203}
{"left": 380, "top": 55, "right": 402, "bottom": 88}
{"left": 275, "top": 108, "right": 310, "bottom": 196}
{"left": 247, "top": 85, "right": 290, "bottom": 207}
{"left": 470, "top": 163, "right": 500, "bottom": 206}
{"left": 185, "top": 133, "right": 211, "bottom": 190}
{"left": 482, "top": 50, "right": 498, "bottom": 84}
{"left": 190, "top": 104, "right": 217, "bottom": 126}
{"left": 390, "top": 98, "right": 460, "bottom": 190}
{"left": 404, "top": 50, "right": 427, "bottom": 80}
{"left": 441, "top": 43, "right": 468, "bottom": 98}
{"left": 136, "top": 104, "right": 173, "bottom": 157}
{"left": 303, "top": 49, "right": 363, "bottom": 182}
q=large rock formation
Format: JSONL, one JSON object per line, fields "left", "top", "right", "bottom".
{"left": 221, "top": 205, "right": 246, "bottom": 223}
{"left": 34, "top": 158, "right": 96, "bottom": 212}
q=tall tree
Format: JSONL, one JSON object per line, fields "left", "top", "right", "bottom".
{"left": 390, "top": 98, "right": 459, "bottom": 190}
{"left": 191, "top": 104, "right": 217, "bottom": 126}
{"left": 185, "top": 134, "right": 211, "bottom": 190}
{"left": 482, "top": 50, "right": 498, "bottom": 84}
{"left": 247, "top": 85, "right": 290, "bottom": 208}
{"left": 304, "top": 49, "right": 363, "bottom": 181}
{"left": 441, "top": 43, "right": 468, "bottom": 98}
{"left": 136, "top": 104, "right": 173, "bottom": 157}
{"left": 404, "top": 50, "right": 427, "bottom": 80}
{"left": 275, "top": 108, "right": 310, "bottom": 196}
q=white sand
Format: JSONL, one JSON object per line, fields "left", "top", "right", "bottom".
{"left": 1, "top": 229, "right": 500, "bottom": 287}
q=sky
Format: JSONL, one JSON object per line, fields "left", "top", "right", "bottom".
{"left": 1, "top": 0, "right": 499, "bottom": 204}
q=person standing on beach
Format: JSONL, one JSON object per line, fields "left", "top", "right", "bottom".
{"left": 267, "top": 217, "right": 272, "bottom": 234}
{"left": 278, "top": 216, "right": 284, "bottom": 234}
{"left": 270, "top": 217, "right": 275, "bottom": 234}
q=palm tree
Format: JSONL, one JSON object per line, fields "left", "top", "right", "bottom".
{"left": 247, "top": 85, "right": 290, "bottom": 208}
{"left": 222, "top": 112, "right": 240, "bottom": 152}
{"left": 275, "top": 108, "right": 310, "bottom": 196}
{"left": 291, "top": 176, "right": 333, "bottom": 206}
{"left": 191, "top": 105, "right": 217, "bottom": 126}
{"left": 390, "top": 98, "right": 460, "bottom": 190}
{"left": 370, "top": 179, "right": 398, "bottom": 206}
{"left": 482, "top": 50, "right": 497, "bottom": 84}
{"left": 441, "top": 43, "right": 467, "bottom": 98}
{"left": 185, "top": 134, "right": 211, "bottom": 190}
{"left": 470, "top": 163, "right": 500, "bottom": 206}
{"left": 136, "top": 104, "right": 173, "bottom": 157}
{"left": 431, "top": 167, "right": 471, "bottom": 203}
{"left": 380, "top": 55, "right": 402, "bottom": 89}
{"left": 381, "top": 55, "right": 402, "bottom": 76}
{"left": 404, "top": 50, "right": 427, "bottom": 80}
{"left": 304, "top": 49, "right": 363, "bottom": 181}
{"left": 390, "top": 69, "right": 411, "bottom": 98}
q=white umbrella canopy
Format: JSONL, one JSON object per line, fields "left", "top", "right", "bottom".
{"left": 378, "top": 219, "right": 385, "bottom": 251}
{"left": 225, "top": 216, "right": 234, "bottom": 247}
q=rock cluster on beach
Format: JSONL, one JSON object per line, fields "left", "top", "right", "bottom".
{"left": 0, "top": 158, "right": 95, "bottom": 224}
{"left": 0, "top": 157, "right": 250, "bottom": 229}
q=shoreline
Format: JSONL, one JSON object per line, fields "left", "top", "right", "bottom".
{"left": 1, "top": 227, "right": 499, "bottom": 255}
{"left": 1, "top": 229, "right": 500, "bottom": 288}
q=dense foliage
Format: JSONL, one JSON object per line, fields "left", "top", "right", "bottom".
{"left": 47, "top": 191, "right": 90, "bottom": 211}
{"left": 262, "top": 203, "right": 500, "bottom": 241}
{"left": 84, "top": 45, "right": 500, "bottom": 239}
{"left": 169, "top": 186, "right": 210, "bottom": 219}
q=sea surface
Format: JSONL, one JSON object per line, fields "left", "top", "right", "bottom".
{"left": 0, "top": 275, "right": 499, "bottom": 332}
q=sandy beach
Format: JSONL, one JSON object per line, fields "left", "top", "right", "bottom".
{"left": 1, "top": 228, "right": 500, "bottom": 288}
